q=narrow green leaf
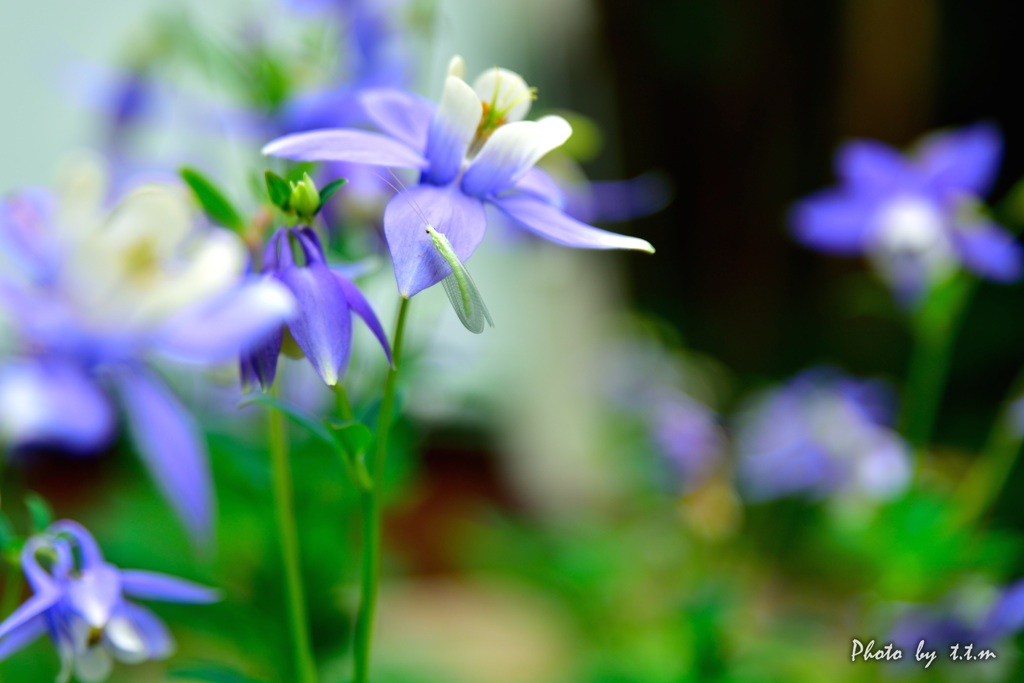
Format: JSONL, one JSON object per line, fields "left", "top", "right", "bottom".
{"left": 181, "top": 167, "right": 245, "bottom": 231}
{"left": 239, "top": 394, "right": 335, "bottom": 448}
{"left": 314, "top": 178, "right": 347, "bottom": 215}
{"left": 24, "top": 492, "right": 53, "bottom": 532}
{"left": 264, "top": 170, "right": 291, "bottom": 209}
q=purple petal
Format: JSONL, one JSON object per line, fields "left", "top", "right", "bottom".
{"left": 789, "top": 190, "right": 876, "bottom": 255}
{"left": 564, "top": 173, "right": 674, "bottom": 224}
{"left": 277, "top": 263, "right": 353, "bottom": 386}
{"left": 65, "top": 564, "right": 122, "bottom": 628}
{"left": 49, "top": 520, "right": 105, "bottom": 569}
{"left": 0, "top": 359, "right": 116, "bottom": 454}
{"left": 359, "top": 87, "right": 435, "bottom": 151}
{"left": 156, "top": 278, "right": 296, "bottom": 363}
{"left": 835, "top": 140, "right": 908, "bottom": 192}
{"left": 919, "top": 122, "right": 1003, "bottom": 196}
{"left": 423, "top": 76, "right": 482, "bottom": 185}
{"left": 335, "top": 274, "right": 392, "bottom": 366}
{"left": 513, "top": 167, "right": 565, "bottom": 208}
{"left": 952, "top": 221, "right": 1023, "bottom": 282}
{"left": 462, "top": 117, "right": 572, "bottom": 198}
{"left": 491, "top": 193, "right": 654, "bottom": 253}
{"left": 262, "top": 128, "right": 427, "bottom": 169}
{"left": 119, "top": 570, "right": 221, "bottom": 604}
{"left": 114, "top": 368, "right": 214, "bottom": 544}
{"left": 0, "top": 613, "right": 47, "bottom": 660}
{"left": 383, "top": 184, "right": 487, "bottom": 297}
{"left": 0, "top": 591, "right": 61, "bottom": 642}
{"left": 241, "top": 327, "right": 284, "bottom": 392}
{"left": 280, "top": 87, "right": 365, "bottom": 132}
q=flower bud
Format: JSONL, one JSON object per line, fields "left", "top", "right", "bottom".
{"left": 289, "top": 173, "right": 320, "bottom": 222}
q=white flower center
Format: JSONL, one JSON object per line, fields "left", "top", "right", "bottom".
{"left": 869, "top": 196, "right": 955, "bottom": 285}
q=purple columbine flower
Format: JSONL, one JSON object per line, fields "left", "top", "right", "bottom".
{"left": 262, "top": 55, "right": 655, "bottom": 298}
{"left": 0, "top": 520, "right": 220, "bottom": 682}
{"left": 0, "top": 170, "right": 295, "bottom": 542}
{"left": 241, "top": 226, "right": 391, "bottom": 389}
{"left": 736, "top": 368, "right": 912, "bottom": 502}
{"left": 790, "top": 123, "right": 1022, "bottom": 300}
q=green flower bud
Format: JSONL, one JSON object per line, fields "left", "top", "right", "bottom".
{"left": 289, "top": 173, "right": 320, "bottom": 222}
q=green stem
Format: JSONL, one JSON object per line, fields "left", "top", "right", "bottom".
{"left": 900, "top": 275, "right": 976, "bottom": 460}
{"left": 354, "top": 296, "right": 410, "bottom": 683}
{"left": 955, "top": 366, "right": 1024, "bottom": 527}
{"left": 269, "top": 387, "right": 318, "bottom": 683}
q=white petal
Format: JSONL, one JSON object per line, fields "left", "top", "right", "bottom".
{"left": 103, "top": 616, "right": 148, "bottom": 664}
{"left": 423, "top": 76, "right": 483, "bottom": 185}
{"left": 461, "top": 116, "right": 573, "bottom": 197}
{"left": 447, "top": 54, "right": 466, "bottom": 79}
{"left": 473, "top": 67, "right": 532, "bottom": 122}
{"left": 73, "top": 644, "right": 113, "bottom": 683}
{"left": 103, "top": 185, "right": 192, "bottom": 254}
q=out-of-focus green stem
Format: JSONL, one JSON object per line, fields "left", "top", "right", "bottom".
{"left": 900, "top": 275, "right": 976, "bottom": 462}
{"left": 269, "top": 386, "right": 317, "bottom": 683}
{"left": 955, "top": 366, "right": 1024, "bottom": 528}
{"left": 354, "top": 296, "right": 410, "bottom": 683}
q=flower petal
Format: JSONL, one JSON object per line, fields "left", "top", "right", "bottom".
{"left": 114, "top": 368, "right": 214, "bottom": 544}
{"left": 919, "top": 122, "right": 1003, "bottom": 196}
{"left": 462, "top": 116, "right": 572, "bottom": 198}
{"left": 241, "top": 327, "right": 284, "bottom": 392}
{"left": 360, "top": 87, "right": 435, "bottom": 151}
{"left": 0, "top": 359, "right": 116, "bottom": 454}
{"left": 156, "top": 278, "right": 296, "bottom": 363}
{"left": 73, "top": 639, "right": 113, "bottom": 683}
{"left": 0, "top": 613, "right": 47, "bottom": 661}
{"left": 383, "top": 184, "right": 487, "bottom": 297}
{"left": 835, "top": 140, "right": 908, "bottom": 192}
{"left": 335, "top": 274, "right": 392, "bottom": 366}
{"left": 952, "top": 221, "right": 1023, "bottom": 282}
{"left": 472, "top": 67, "right": 532, "bottom": 123}
{"left": 277, "top": 263, "right": 353, "bottom": 386}
{"left": 110, "top": 602, "right": 174, "bottom": 660}
{"left": 789, "top": 190, "right": 875, "bottom": 255}
{"left": 119, "top": 570, "right": 221, "bottom": 604}
{"left": 262, "top": 129, "right": 428, "bottom": 169}
{"left": 423, "top": 76, "right": 483, "bottom": 185}
{"left": 513, "top": 167, "right": 565, "bottom": 208}
{"left": 66, "top": 564, "right": 122, "bottom": 628}
{"left": 492, "top": 193, "right": 654, "bottom": 253}
{"left": 982, "top": 580, "right": 1024, "bottom": 640}
{"left": 0, "top": 591, "right": 62, "bottom": 642}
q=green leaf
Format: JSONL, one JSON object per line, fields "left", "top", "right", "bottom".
{"left": 285, "top": 162, "right": 317, "bottom": 182}
{"left": 264, "top": 170, "right": 291, "bottom": 209}
{"left": 24, "top": 492, "right": 53, "bottom": 532}
{"left": 314, "top": 178, "right": 347, "bottom": 215}
{"left": 181, "top": 167, "right": 245, "bottom": 231}
{"left": 239, "top": 394, "right": 336, "bottom": 449}
{"left": 324, "top": 418, "right": 373, "bottom": 454}
{"left": 169, "top": 663, "right": 268, "bottom": 683}
{"left": 0, "top": 510, "right": 16, "bottom": 550}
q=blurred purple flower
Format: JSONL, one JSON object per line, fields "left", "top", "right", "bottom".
{"left": 889, "top": 580, "right": 1024, "bottom": 655}
{"left": 736, "top": 369, "right": 911, "bottom": 502}
{"left": 263, "top": 55, "right": 654, "bottom": 298}
{"left": 0, "top": 173, "right": 295, "bottom": 541}
{"left": 241, "top": 226, "right": 390, "bottom": 390}
{"left": 790, "top": 123, "right": 1021, "bottom": 300}
{"left": 0, "top": 520, "right": 219, "bottom": 681}
{"left": 653, "top": 393, "right": 726, "bottom": 491}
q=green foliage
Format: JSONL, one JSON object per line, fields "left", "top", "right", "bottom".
{"left": 181, "top": 167, "right": 246, "bottom": 231}
{"left": 316, "top": 178, "right": 347, "bottom": 215}
{"left": 24, "top": 491, "right": 53, "bottom": 532}
{"left": 169, "top": 663, "right": 268, "bottom": 683}
{"left": 265, "top": 170, "right": 291, "bottom": 210}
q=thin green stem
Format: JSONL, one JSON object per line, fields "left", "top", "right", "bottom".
{"left": 269, "top": 386, "right": 318, "bottom": 683}
{"left": 354, "top": 296, "right": 410, "bottom": 683}
{"left": 955, "top": 366, "right": 1024, "bottom": 528}
{"left": 900, "top": 275, "right": 976, "bottom": 461}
